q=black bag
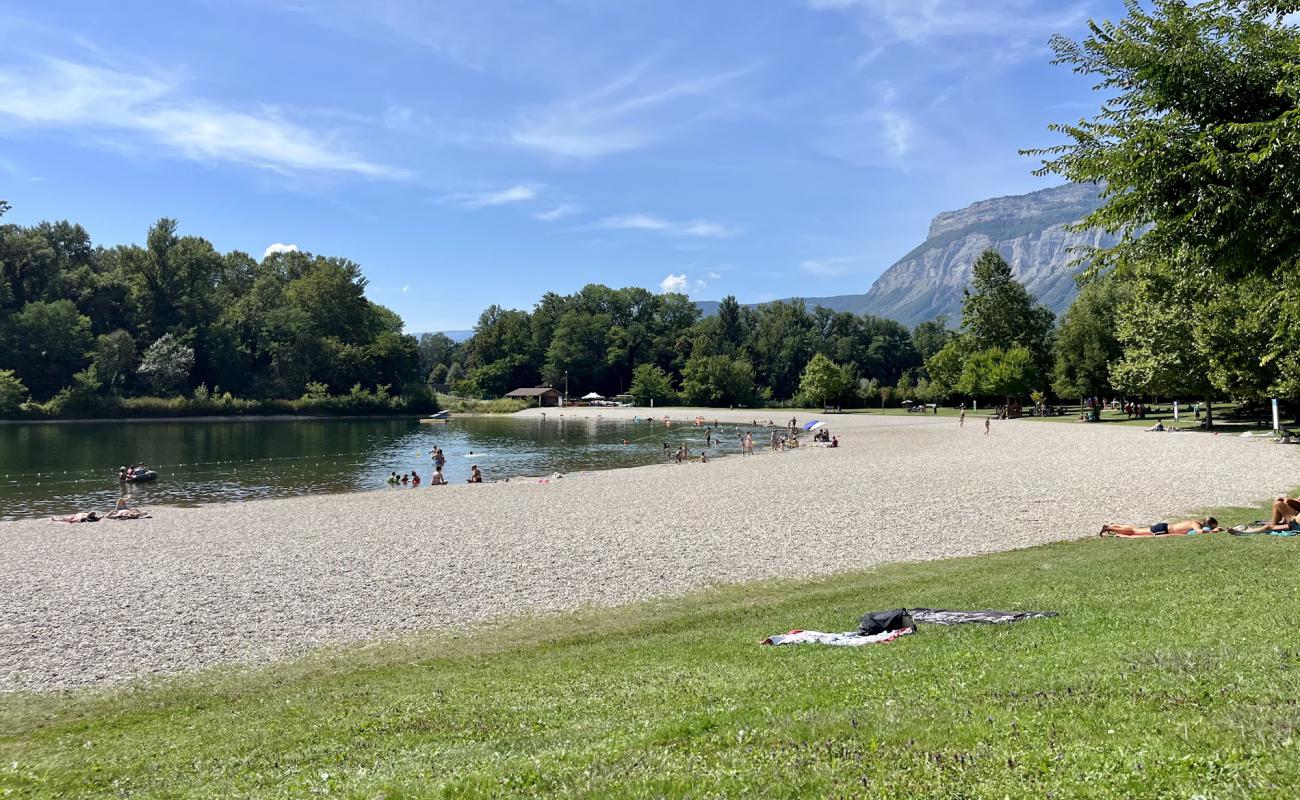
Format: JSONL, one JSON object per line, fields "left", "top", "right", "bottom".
{"left": 858, "top": 608, "right": 915, "bottom": 636}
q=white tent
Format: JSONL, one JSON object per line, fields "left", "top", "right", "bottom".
{"left": 581, "top": 392, "right": 605, "bottom": 400}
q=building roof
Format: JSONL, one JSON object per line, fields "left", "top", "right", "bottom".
{"left": 505, "top": 387, "right": 561, "bottom": 397}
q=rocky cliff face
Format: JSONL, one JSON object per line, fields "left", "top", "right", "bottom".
{"left": 857, "top": 183, "right": 1117, "bottom": 327}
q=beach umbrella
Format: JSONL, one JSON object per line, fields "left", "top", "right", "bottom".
{"left": 801, "top": 420, "right": 820, "bottom": 431}
{"left": 581, "top": 392, "right": 605, "bottom": 400}
{"left": 808, "top": 421, "right": 826, "bottom": 430}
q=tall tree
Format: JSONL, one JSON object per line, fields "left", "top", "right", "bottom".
{"left": 1052, "top": 278, "right": 1129, "bottom": 400}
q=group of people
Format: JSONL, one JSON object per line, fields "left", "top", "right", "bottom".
{"left": 1101, "top": 496, "right": 1300, "bottom": 537}
{"left": 383, "top": 444, "right": 486, "bottom": 487}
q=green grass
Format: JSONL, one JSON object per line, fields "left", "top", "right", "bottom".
{"left": 4, "top": 496, "right": 1300, "bottom": 798}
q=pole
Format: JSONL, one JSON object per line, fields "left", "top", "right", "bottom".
{"left": 1173, "top": 400, "right": 1179, "bottom": 422}
{"left": 1273, "top": 397, "right": 1280, "bottom": 433}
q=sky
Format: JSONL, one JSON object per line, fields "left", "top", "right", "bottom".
{"left": 0, "top": 0, "right": 1126, "bottom": 332}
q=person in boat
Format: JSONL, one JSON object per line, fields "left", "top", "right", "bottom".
{"left": 468, "top": 465, "right": 483, "bottom": 483}
{"left": 1099, "top": 517, "right": 1221, "bottom": 537}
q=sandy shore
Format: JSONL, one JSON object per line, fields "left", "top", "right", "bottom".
{"left": 1, "top": 409, "right": 1293, "bottom": 692}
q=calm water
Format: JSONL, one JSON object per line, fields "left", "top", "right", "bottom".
{"left": 0, "top": 415, "right": 758, "bottom": 520}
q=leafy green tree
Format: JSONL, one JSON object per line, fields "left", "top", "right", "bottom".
{"left": 543, "top": 311, "right": 612, "bottom": 394}
{"left": 911, "top": 315, "right": 955, "bottom": 363}
{"left": 629, "top": 363, "right": 677, "bottom": 406}
{"left": 6, "top": 300, "right": 93, "bottom": 400}
{"left": 417, "top": 333, "right": 459, "bottom": 379}
{"left": 680, "top": 354, "right": 756, "bottom": 407}
{"left": 0, "top": 369, "right": 28, "bottom": 414}
{"left": 445, "top": 362, "right": 465, "bottom": 386}
{"left": 958, "top": 347, "right": 1038, "bottom": 401}
{"left": 1052, "top": 278, "right": 1129, "bottom": 400}
{"left": 138, "top": 333, "right": 195, "bottom": 395}
{"left": 925, "top": 339, "right": 968, "bottom": 398}
{"left": 798, "top": 353, "right": 849, "bottom": 408}
{"left": 961, "top": 250, "right": 1056, "bottom": 368}
{"left": 91, "top": 329, "right": 137, "bottom": 392}
{"left": 1108, "top": 271, "right": 1215, "bottom": 410}
{"left": 747, "top": 300, "right": 815, "bottom": 399}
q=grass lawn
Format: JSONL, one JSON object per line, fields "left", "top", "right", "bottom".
{"left": 4, "top": 497, "right": 1300, "bottom": 798}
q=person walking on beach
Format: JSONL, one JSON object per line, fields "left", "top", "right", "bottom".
{"left": 744, "top": 432, "right": 754, "bottom": 455}
{"left": 960, "top": 408, "right": 966, "bottom": 427}
{"left": 984, "top": 417, "right": 990, "bottom": 436}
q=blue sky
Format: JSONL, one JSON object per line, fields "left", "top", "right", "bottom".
{"left": 0, "top": 0, "right": 1123, "bottom": 331}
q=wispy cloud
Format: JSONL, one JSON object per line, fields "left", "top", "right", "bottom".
{"left": 443, "top": 183, "right": 543, "bottom": 209}
{"left": 591, "top": 213, "right": 738, "bottom": 239}
{"left": 799, "top": 255, "right": 872, "bottom": 276}
{"left": 818, "top": 84, "right": 920, "bottom": 166}
{"left": 0, "top": 57, "right": 404, "bottom": 179}
{"left": 808, "top": 0, "right": 1087, "bottom": 54}
{"left": 532, "top": 203, "right": 582, "bottom": 221}
{"left": 508, "top": 63, "right": 753, "bottom": 159}
{"left": 263, "top": 242, "right": 300, "bottom": 258}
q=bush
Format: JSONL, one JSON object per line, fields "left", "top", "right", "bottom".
{"left": 0, "top": 370, "right": 29, "bottom": 417}
{"left": 436, "top": 394, "right": 528, "bottom": 414}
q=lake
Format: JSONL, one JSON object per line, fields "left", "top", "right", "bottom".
{"left": 0, "top": 415, "right": 756, "bottom": 520}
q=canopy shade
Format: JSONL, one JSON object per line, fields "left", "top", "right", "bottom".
{"left": 581, "top": 392, "right": 605, "bottom": 400}
{"left": 801, "top": 420, "right": 820, "bottom": 431}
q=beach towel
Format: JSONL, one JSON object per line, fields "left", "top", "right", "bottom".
{"left": 909, "top": 609, "right": 1058, "bottom": 626}
{"left": 762, "top": 627, "right": 913, "bottom": 647}
{"left": 1230, "top": 522, "right": 1300, "bottom": 537}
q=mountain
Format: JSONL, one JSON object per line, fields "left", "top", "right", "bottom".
{"left": 856, "top": 183, "right": 1117, "bottom": 327}
{"left": 696, "top": 183, "right": 1117, "bottom": 328}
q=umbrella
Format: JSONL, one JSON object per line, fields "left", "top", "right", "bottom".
{"left": 801, "top": 420, "right": 820, "bottom": 431}
{"left": 808, "top": 421, "right": 826, "bottom": 430}
{"left": 581, "top": 392, "right": 605, "bottom": 400}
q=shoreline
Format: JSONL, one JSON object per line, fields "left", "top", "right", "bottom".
{"left": 1, "top": 408, "right": 1292, "bottom": 692}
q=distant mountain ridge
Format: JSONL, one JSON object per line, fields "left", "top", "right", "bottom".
{"left": 696, "top": 183, "right": 1118, "bottom": 328}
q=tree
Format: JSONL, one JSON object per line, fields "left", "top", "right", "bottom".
{"left": 958, "top": 347, "right": 1037, "bottom": 401}
{"left": 1030, "top": 1, "right": 1300, "bottom": 412}
{"left": 6, "top": 299, "right": 93, "bottom": 401}
{"left": 629, "top": 363, "right": 677, "bottom": 406}
{"left": 961, "top": 250, "right": 1055, "bottom": 368}
{"left": 138, "top": 333, "right": 195, "bottom": 395}
{"left": 1052, "top": 278, "right": 1129, "bottom": 400}
{"left": 798, "top": 353, "right": 849, "bottom": 408}
{"left": 1108, "top": 270, "right": 1215, "bottom": 412}
{"left": 680, "top": 354, "right": 756, "bottom": 407}
{"left": 91, "top": 329, "right": 138, "bottom": 392}
{"left": 912, "top": 315, "right": 955, "bottom": 364}
{"left": 0, "top": 369, "right": 27, "bottom": 414}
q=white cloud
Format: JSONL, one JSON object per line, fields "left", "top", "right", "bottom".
{"left": 263, "top": 242, "right": 300, "bottom": 258}
{"left": 443, "top": 183, "right": 543, "bottom": 209}
{"left": 509, "top": 63, "right": 752, "bottom": 159}
{"left": 401, "top": 284, "right": 410, "bottom": 293}
{"left": 532, "top": 203, "right": 582, "bottom": 221}
{"left": 708, "top": 271, "right": 721, "bottom": 280}
{"left": 592, "top": 213, "right": 737, "bottom": 238}
{"left": 659, "top": 273, "right": 688, "bottom": 294}
{"left": 0, "top": 58, "right": 403, "bottom": 178}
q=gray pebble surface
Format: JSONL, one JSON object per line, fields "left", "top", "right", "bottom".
{"left": 0, "top": 409, "right": 1292, "bottom": 692}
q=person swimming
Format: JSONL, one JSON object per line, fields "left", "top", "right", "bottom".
{"left": 387, "top": 471, "right": 400, "bottom": 485}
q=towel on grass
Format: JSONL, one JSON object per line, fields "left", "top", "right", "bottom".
{"left": 761, "top": 627, "right": 913, "bottom": 647}
{"left": 908, "top": 609, "right": 1058, "bottom": 626}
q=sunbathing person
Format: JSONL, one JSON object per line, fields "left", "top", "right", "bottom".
{"left": 1099, "top": 517, "right": 1220, "bottom": 537}
{"left": 1232, "top": 497, "right": 1300, "bottom": 533}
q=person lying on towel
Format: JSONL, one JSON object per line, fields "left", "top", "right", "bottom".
{"left": 1231, "top": 497, "right": 1300, "bottom": 534}
{"left": 1099, "top": 517, "right": 1220, "bottom": 537}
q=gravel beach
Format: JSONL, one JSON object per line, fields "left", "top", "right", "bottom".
{"left": 1, "top": 409, "right": 1293, "bottom": 692}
